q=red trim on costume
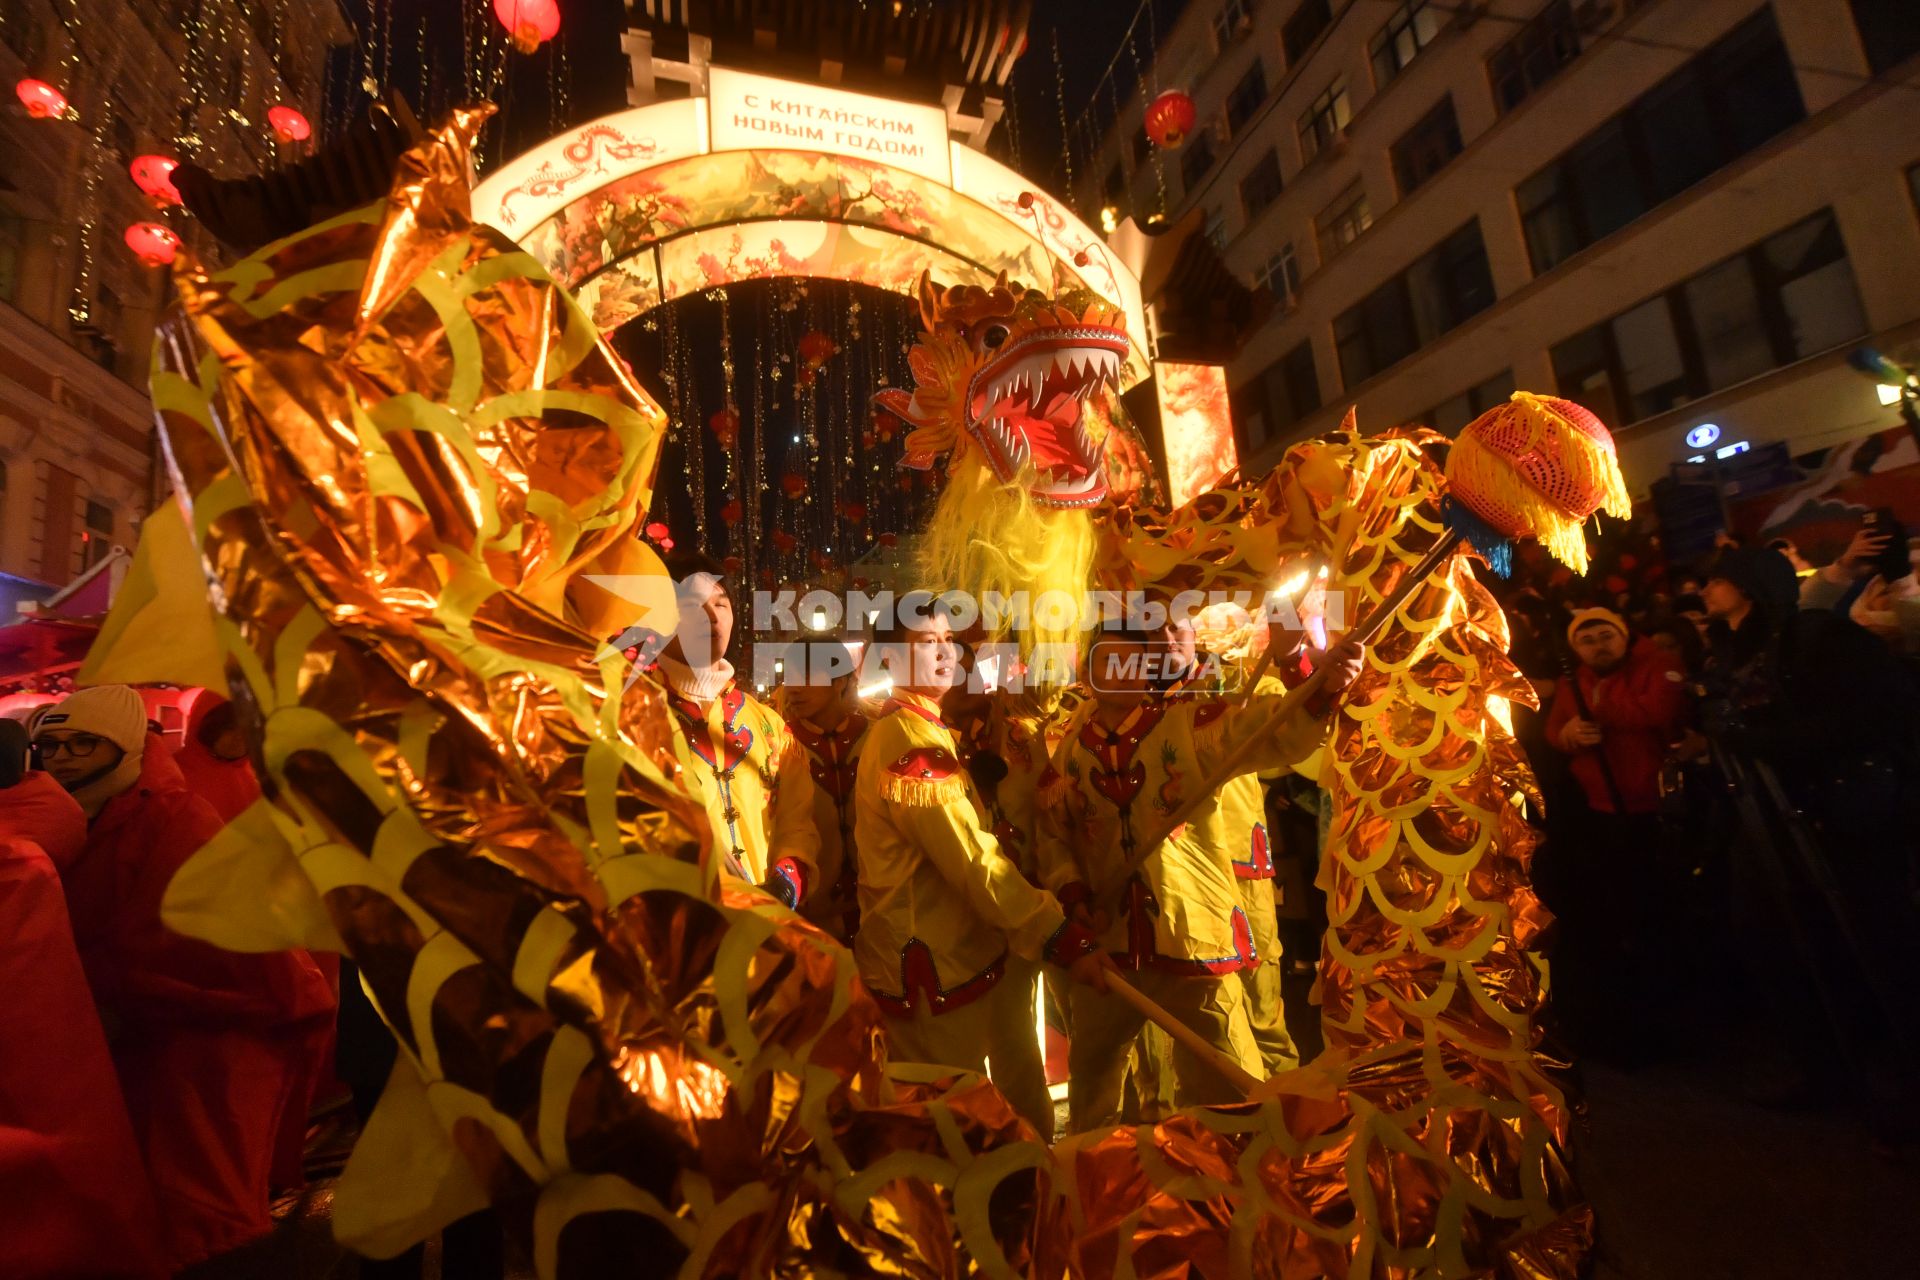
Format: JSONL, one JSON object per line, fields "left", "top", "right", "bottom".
{"left": 869, "top": 939, "right": 1006, "bottom": 1018}
{"left": 1234, "top": 821, "right": 1275, "bottom": 880}
{"left": 885, "top": 746, "right": 962, "bottom": 781}
{"left": 1043, "top": 920, "right": 1100, "bottom": 966}
{"left": 884, "top": 696, "right": 949, "bottom": 730}
{"left": 769, "top": 856, "right": 809, "bottom": 905}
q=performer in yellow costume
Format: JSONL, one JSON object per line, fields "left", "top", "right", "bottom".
{"left": 852, "top": 602, "right": 1108, "bottom": 1114}
{"left": 776, "top": 638, "right": 868, "bottom": 944}
{"left": 1040, "top": 627, "right": 1361, "bottom": 1130}
{"left": 942, "top": 643, "right": 1064, "bottom": 1135}
{"left": 1153, "top": 604, "right": 1303, "bottom": 1076}
{"left": 654, "top": 552, "right": 820, "bottom": 907}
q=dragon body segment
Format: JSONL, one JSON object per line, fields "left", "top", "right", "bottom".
{"left": 132, "top": 115, "right": 1587, "bottom": 1278}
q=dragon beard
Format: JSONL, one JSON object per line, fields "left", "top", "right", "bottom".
{"left": 917, "top": 456, "right": 1099, "bottom": 672}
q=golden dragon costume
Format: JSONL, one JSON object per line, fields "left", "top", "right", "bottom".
{"left": 121, "top": 110, "right": 1596, "bottom": 1277}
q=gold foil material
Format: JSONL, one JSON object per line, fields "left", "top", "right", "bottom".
{"left": 152, "top": 111, "right": 1586, "bottom": 1277}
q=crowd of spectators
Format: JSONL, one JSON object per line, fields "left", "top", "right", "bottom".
{"left": 1490, "top": 505, "right": 1920, "bottom": 1129}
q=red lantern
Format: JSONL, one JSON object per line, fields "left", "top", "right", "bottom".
{"left": 129, "top": 154, "right": 182, "bottom": 207}
{"left": 896, "top": 473, "right": 913, "bottom": 493}
{"left": 780, "top": 472, "right": 807, "bottom": 499}
{"left": 852, "top": 576, "right": 869, "bottom": 590}
{"left": 720, "top": 498, "right": 743, "bottom": 524}
{"left": 267, "top": 105, "right": 311, "bottom": 144}
{"left": 644, "top": 521, "right": 669, "bottom": 541}
{"left": 494, "top": 0, "right": 561, "bottom": 53}
{"left": 124, "top": 222, "right": 181, "bottom": 267}
{"left": 15, "top": 78, "right": 68, "bottom": 119}
{"left": 708, "top": 407, "right": 739, "bottom": 449}
{"left": 841, "top": 501, "right": 866, "bottom": 525}
{"left": 723, "top": 555, "right": 742, "bottom": 574}
{"left": 1144, "top": 90, "right": 1197, "bottom": 148}
{"left": 878, "top": 532, "right": 899, "bottom": 549}
{"left": 797, "top": 330, "right": 836, "bottom": 368}
{"left": 771, "top": 530, "right": 797, "bottom": 554}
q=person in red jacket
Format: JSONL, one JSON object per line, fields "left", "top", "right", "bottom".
{"left": 1546, "top": 607, "right": 1688, "bottom": 817}
{"left": 0, "top": 719, "right": 165, "bottom": 1279}
{"left": 1541, "top": 608, "right": 1690, "bottom": 1062}
{"left": 32, "top": 684, "right": 337, "bottom": 1273}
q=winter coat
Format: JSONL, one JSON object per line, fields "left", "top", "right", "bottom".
{"left": 62, "top": 737, "right": 336, "bottom": 1272}
{"left": 1545, "top": 638, "right": 1689, "bottom": 815}
{"left": 0, "top": 838, "right": 165, "bottom": 1279}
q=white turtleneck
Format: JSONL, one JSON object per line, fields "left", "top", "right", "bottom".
{"left": 655, "top": 654, "right": 735, "bottom": 708}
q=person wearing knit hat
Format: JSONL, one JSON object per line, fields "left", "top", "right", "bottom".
{"left": 1564, "top": 606, "right": 1628, "bottom": 649}
{"left": 30, "top": 684, "right": 150, "bottom": 819}
{"left": 28, "top": 684, "right": 337, "bottom": 1272}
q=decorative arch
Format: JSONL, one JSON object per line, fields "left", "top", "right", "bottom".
{"left": 470, "top": 73, "right": 1150, "bottom": 387}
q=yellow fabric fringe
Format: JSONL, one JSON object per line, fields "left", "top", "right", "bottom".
{"left": 876, "top": 769, "right": 968, "bottom": 808}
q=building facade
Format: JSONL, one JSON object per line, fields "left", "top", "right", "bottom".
{"left": 1076, "top": 0, "right": 1920, "bottom": 492}
{"left": 0, "top": 0, "right": 346, "bottom": 595}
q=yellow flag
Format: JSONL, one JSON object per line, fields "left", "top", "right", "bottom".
{"left": 77, "top": 496, "right": 229, "bottom": 694}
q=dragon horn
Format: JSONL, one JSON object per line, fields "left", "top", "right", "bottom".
{"left": 916, "top": 271, "right": 941, "bottom": 332}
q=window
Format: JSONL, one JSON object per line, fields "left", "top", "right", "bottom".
{"left": 1371, "top": 0, "right": 1443, "bottom": 86}
{"left": 1517, "top": 9, "right": 1805, "bottom": 275}
{"left": 1213, "top": 0, "right": 1253, "bottom": 49}
{"left": 1316, "top": 180, "right": 1372, "bottom": 260}
{"left": 1236, "top": 340, "right": 1322, "bottom": 452}
{"left": 1255, "top": 243, "right": 1301, "bottom": 303}
{"left": 1335, "top": 220, "right": 1495, "bottom": 388}
{"left": 1181, "top": 128, "right": 1218, "bottom": 193}
{"left": 1225, "top": 61, "right": 1268, "bottom": 135}
{"left": 81, "top": 500, "right": 114, "bottom": 570}
{"left": 1850, "top": 0, "right": 1920, "bottom": 75}
{"left": 0, "top": 213, "right": 24, "bottom": 304}
{"left": 1239, "top": 150, "right": 1284, "bottom": 220}
{"left": 1390, "top": 96, "right": 1463, "bottom": 195}
{"left": 1549, "top": 209, "right": 1867, "bottom": 425}
{"left": 1425, "top": 369, "right": 1517, "bottom": 436}
{"left": 1204, "top": 207, "right": 1228, "bottom": 254}
{"left": 1297, "top": 78, "right": 1351, "bottom": 163}
{"left": 1488, "top": 0, "right": 1581, "bottom": 114}
{"left": 1283, "top": 0, "right": 1335, "bottom": 65}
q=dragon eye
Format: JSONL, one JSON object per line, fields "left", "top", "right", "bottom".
{"left": 980, "top": 324, "right": 1010, "bottom": 350}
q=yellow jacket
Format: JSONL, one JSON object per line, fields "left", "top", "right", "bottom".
{"left": 851, "top": 691, "right": 1093, "bottom": 1016}
{"left": 787, "top": 710, "right": 869, "bottom": 942}
{"left": 948, "top": 695, "right": 1053, "bottom": 882}
{"left": 666, "top": 683, "right": 820, "bottom": 898}
{"left": 1037, "top": 690, "right": 1325, "bottom": 973}
{"left": 1166, "top": 663, "right": 1301, "bottom": 882}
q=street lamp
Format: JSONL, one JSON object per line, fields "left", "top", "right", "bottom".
{"left": 1848, "top": 346, "right": 1920, "bottom": 449}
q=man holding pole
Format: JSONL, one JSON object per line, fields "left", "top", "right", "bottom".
{"left": 1038, "top": 625, "right": 1363, "bottom": 1130}
{"left": 851, "top": 598, "right": 1111, "bottom": 1135}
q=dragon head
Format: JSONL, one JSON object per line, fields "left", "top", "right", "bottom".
{"left": 875, "top": 271, "right": 1130, "bottom": 508}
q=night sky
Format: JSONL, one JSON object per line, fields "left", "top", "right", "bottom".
{"left": 326, "top": 0, "right": 1187, "bottom": 203}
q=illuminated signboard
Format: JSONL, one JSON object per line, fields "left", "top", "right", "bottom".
{"left": 1685, "top": 423, "right": 1721, "bottom": 449}
{"left": 1156, "top": 362, "right": 1236, "bottom": 507}
{"left": 708, "top": 67, "right": 952, "bottom": 187}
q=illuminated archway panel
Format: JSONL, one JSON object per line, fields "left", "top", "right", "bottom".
{"left": 471, "top": 73, "right": 1150, "bottom": 385}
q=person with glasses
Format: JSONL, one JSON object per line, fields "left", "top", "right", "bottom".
{"left": 31, "top": 684, "right": 336, "bottom": 1273}
{"left": 1, "top": 715, "right": 164, "bottom": 1279}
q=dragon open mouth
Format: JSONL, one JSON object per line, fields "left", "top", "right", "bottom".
{"left": 964, "top": 324, "right": 1130, "bottom": 508}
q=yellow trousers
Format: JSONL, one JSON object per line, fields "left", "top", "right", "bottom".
{"left": 1236, "top": 876, "right": 1300, "bottom": 1074}
{"left": 882, "top": 965, "right": 1053, "bottom": 1139}
{"left": 1068, "top": 969, "right": 1259, "bottom": 1132}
